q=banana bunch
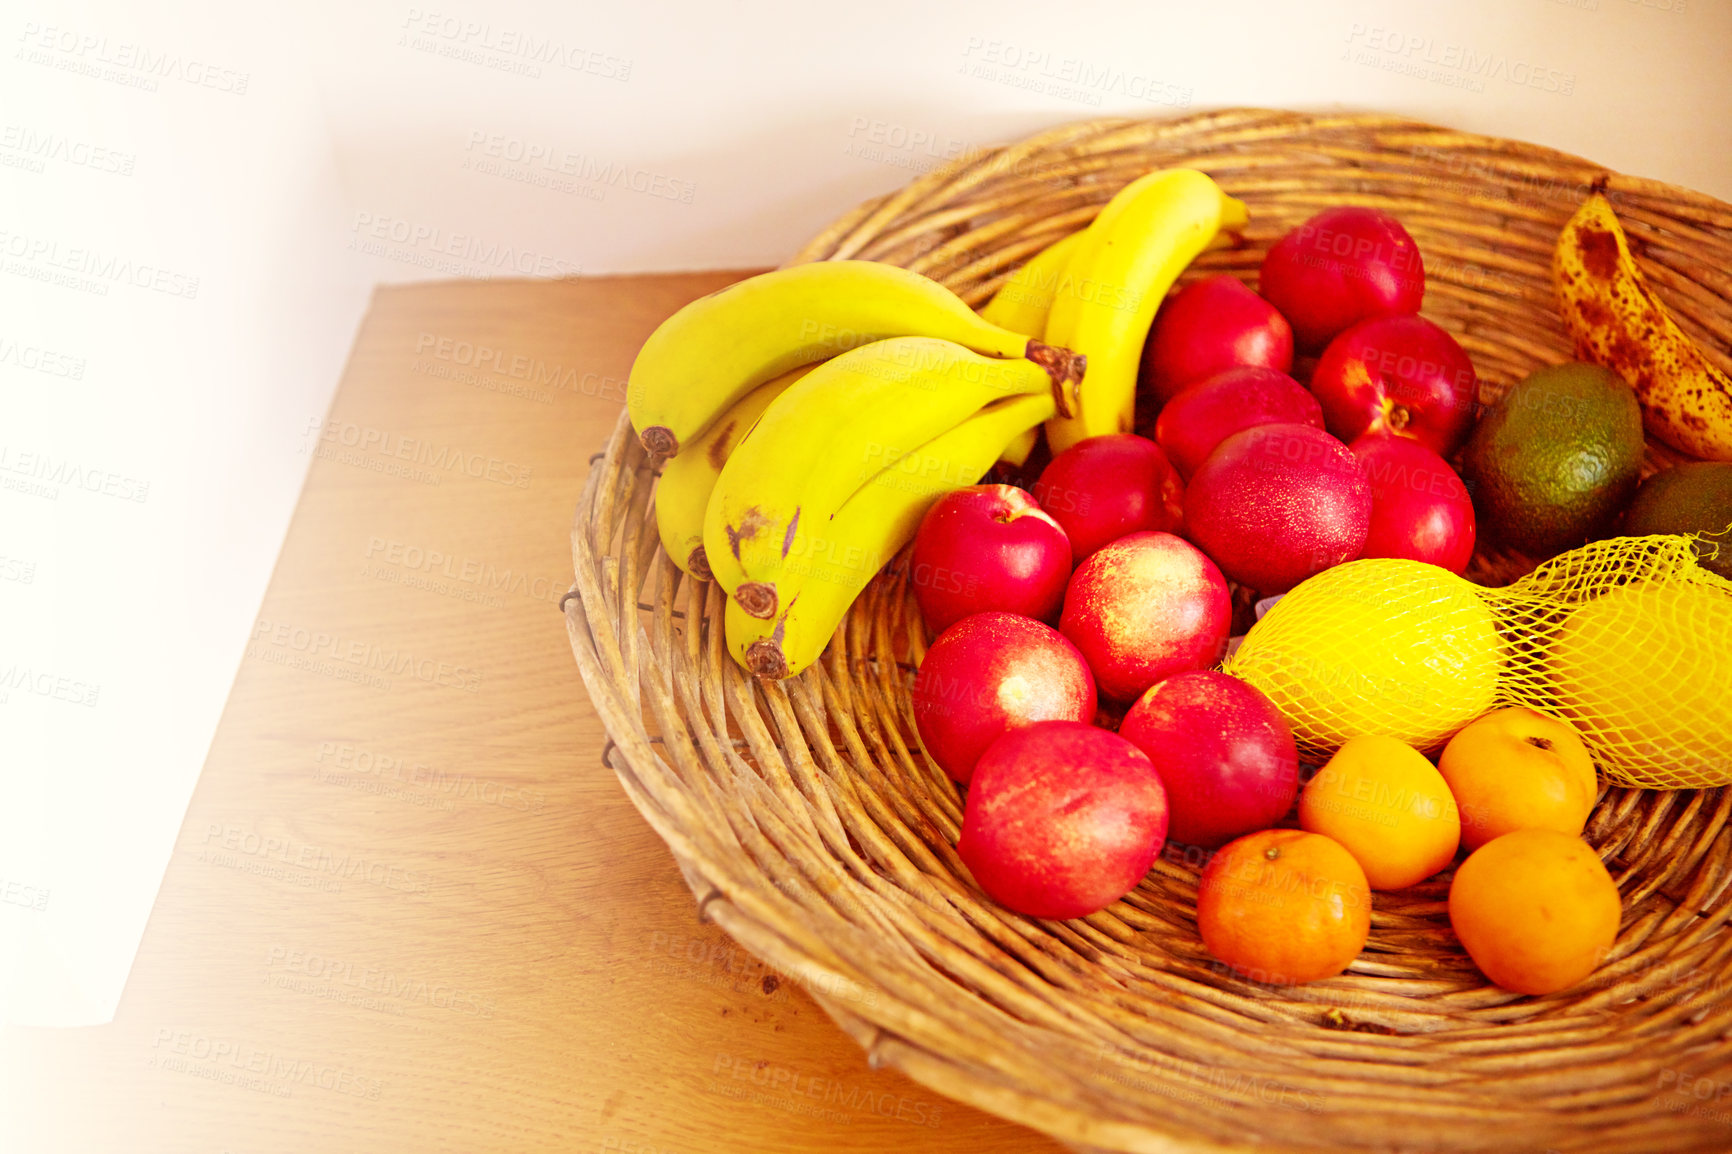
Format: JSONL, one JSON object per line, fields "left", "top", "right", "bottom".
{"left": 1040, "top": 169, "right": 1248, "bottom": 453}
{"left": 653, "top": 364, "right": 813, "bottom": 580}
{"left": 626, "top": 259, "right": 1079, "bottom": 458}
{"left": 1554, "top": 191, "right": 1732, "bottom": 460}
{"left": 638, "top": 262, "right": 1084, "bottom": 678}
{"left": 705, "top": 336, "right": 1066, "bottom": 619}
{"left": 726, "top": 391, "right": 1056, "bottom": 679}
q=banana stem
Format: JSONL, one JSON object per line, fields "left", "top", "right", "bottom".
{"left": 641, "top": 425, "right": 678, "bottom": 457}
{"left": 1025, "top": 340, "right": 1086, "bottom": 418}
{"left": 745, "top": 640, "right": 788, "bottom": 679}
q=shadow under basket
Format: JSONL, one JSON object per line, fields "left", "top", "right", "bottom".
{"left": 565, "top": 109, "right": 1732, "bottom": 1154}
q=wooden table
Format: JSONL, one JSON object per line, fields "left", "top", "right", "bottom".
{"left": 3, "top": 273, "right": 1064, "bottom": 1153}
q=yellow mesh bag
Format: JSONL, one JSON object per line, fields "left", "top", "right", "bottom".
{"left": 1223, "top": 559, "right": 1502, "bottom": 760}
{"left": 1224, "top": 536, "right": 1732, "bottom": 790}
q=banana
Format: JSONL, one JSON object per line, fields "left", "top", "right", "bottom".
{"left": 984, "top": 226, "right": 1235, "bottom": 340}
{"left": 726, "top": 391, "right": 1057, "bottom": 679}
{"left": 978, "top": 232, "right": 1086, "bottom": 470}
{"left": 655, "top": 364, "right": 815, "bottom": 580}
{"left": 996, "top": 424, "right": 1040, "bottom": 469}
{"left": 1037, "top": 181, "right": 1154, "bottom": 359}
{"left": 626, "top": 260, "right": 1081, "bottom": 458}
{"left": 1554, "top": 190, "right": 1732, "bottom": 461}
{"left": 704, "top": 336, "right": 1077, "bottom": 619}
{"left": 1043, "top": 169, "right": 1248, "bottom": 453}
{"left": 980, "top": 231, "right": 1087, "bottom": 336}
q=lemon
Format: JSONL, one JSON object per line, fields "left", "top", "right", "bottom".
{"left": 1225, "top": 559, "right": 1501, "bottom": 757}
{"left": 1549, "top": 581, "right": 1732, "bottom": 787}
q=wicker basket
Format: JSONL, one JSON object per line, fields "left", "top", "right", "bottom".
{"left": 564, "top": 109, "right": 1732, "bottom": 1153}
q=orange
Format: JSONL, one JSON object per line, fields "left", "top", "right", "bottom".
{"left": 1196, "top": 829, "right": 1371, "bottom": 985}
{"left": 1298, "top": 734, "right": 1460, "bottom": 890}
{"left": 1448, "top": 828, "right": 1621, "bottom": 995}
{"left": 1438, "top": 707, "right": 1598, "bottom": 851}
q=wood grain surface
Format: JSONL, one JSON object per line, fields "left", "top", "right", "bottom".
{"left": 2, "top": 273, "right": 1062, "bottom": 1153}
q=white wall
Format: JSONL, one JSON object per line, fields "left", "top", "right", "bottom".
{"left": 314, "top": 0, "right": 1731, "bottom": 278}
{"left": 2, "top": 0, "right": 1726, "bottom": 1028}
{"left": 0, "top": 1, "right": 372, "bottom": 1027}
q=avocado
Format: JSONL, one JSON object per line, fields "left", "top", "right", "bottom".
{"left": 1460, "top": 363, "right": 1645, "bottom": 557}
{"left": 1622, "top": 461, "right": 1732, "bottom": 580}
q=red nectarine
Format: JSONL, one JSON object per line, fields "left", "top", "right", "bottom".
{"left": 911, "top": 485, "right": 1072, "bottom": 634}
{"left": 959, "top": 720, "right": 1168, "bottom": 919}
{"left": 1154, "top": 366, "right": 1323, "bottom": 480}
{"left": 1183, "top": 424, "right": 1371, "bottom": 594}
{"left": 911, "top": 612, "right": 1096, "bottom": 785}
{"left": 1058, "top": 531, "right": 1231, "bottom": 703}
{"left": 1032, "top": 435, "right": 1184, "bottom": 563}
{"left": 1259, "top": 207, "right": 1425, "bottom": 351}
{"left": 1119, "top": 671, "right": 1299, "bottom": 848}
{"left": 1142, "top": 273, "right": 1294, "bottom": 406}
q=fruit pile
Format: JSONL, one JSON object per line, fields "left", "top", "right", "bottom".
{"left": 633, "top": 170, "right": 1246, "bottom": 678}
{"left": 628, "top": 169, "right": 1732, "bottom": 998}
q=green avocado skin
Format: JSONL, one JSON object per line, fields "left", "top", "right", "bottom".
{"left": 1461, "top": 363, "right": 1645, "bottom": 557}
{"left": 1622, "top": 461, "right": 1732, "bottom": 580}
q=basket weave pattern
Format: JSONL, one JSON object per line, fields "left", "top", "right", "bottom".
{"left": 566, "top": 110, "right": 1732, "bottom": 1153}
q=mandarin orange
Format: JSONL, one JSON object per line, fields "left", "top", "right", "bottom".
{"left": 1448, "top": 829, "right": 1621, "bottom": 995}
{"left": 1197, "top": 829, "right": 1371, "bottom": 985}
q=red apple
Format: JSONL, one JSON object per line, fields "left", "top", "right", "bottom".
{"left": 1349, "top": 433, "right": 1477, "bottom": 573}
{"left": 1118, "top": 671, "right": 1299, "bottom": 848}
{"left": 958, "top": 720, "right": 1168, "bottom": 919}
{"left": 1154, "top": 366, "right": 1324, "bottom": 480}
{"left": 1142, "top": 274, "right": 1295, "bottom": 406}
{"left": 1058, "top": 531, "right": 1231, "bottom": 703}
{"left": 910, "top": 485, "right": 1072, "bottom": 634}
{"left": 1183, "top": 423, "right": 1371, "bottom": 594}
{"left": 1031, "top": 434, "right": 1184, "bottom": 563}
{"left": 1310, "top": 314, "right": 1479, "bottom": 456}
{"left": 1259, "top": 207, "right": 1425, "bottom": 351}
{"left": 911, "top": 612, "right": 1096, "bottom": 784}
